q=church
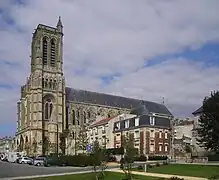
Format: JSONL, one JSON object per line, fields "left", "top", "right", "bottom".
{"left": 15, "top": 17, "right": 172, "bottom": 156}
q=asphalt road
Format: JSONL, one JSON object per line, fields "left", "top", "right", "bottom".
{"left": 0, "top": 160, "right": 94, "bottom": 179}
{"left": 0, "top": 160, "right": 124, "bottom": 179}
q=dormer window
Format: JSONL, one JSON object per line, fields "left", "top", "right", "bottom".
{"left": 115, "top": 122, "right": 120, "bottom": 130}
{"left": 125, "top": 120, "right": 129, "bottom": 128}
{"left": 135, "top": 117, "right": 139, "bottom": 126}
{"left": 150, "top": 116, "right": 155, "bottom": 125}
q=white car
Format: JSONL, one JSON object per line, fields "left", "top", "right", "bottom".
{"left": 19, "top": 157, "right": 33, "bottom": 164}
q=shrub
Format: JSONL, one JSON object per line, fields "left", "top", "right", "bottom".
{"left": 163, "top": 161, "right": 168, "bottom": 165}
{"left": 107, "top": 156, "right": 117, "bottom": 162}
{"left": 170, "top": 177, "right": 184, "bottom": 180}
{"left": 137, "top": 165, "right": 144, "bottom": 170}
{"left": 135, "top": 155, "right": 147, "bottom": 161}
{"left": 156, "top": 162, "right": 160, "bottom": 167}
{"left": 148, "top": 156, "right": 168, "bottom": 161}
{"left": 208, "top": 154, "right": 219, "bottom": 161}
{"left": 104, "top": 147, "right": 124, "bottom": 155}
{"left": 59, "top": 155, "right": 95, "bottom": 167}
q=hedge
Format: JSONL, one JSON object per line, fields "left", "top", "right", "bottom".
{"left": 208, "top": 154, "right": 219, "bottom": 161}
{"left": 135, "top": 155, "right": 147, "bottom": 161}
{"left": 104, "top": 147, "right": 124, "bottom": 155}
{"left": 45, "top": 155, "right": 100, "bottom": 167}
{"left": 148, "top": 156, "right": 168, "bottom": 160}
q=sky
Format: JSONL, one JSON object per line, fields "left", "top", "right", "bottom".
{"left": 1, "top": 0, "right": 219, "bottom": 137}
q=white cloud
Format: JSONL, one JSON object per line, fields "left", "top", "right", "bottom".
{"left": 1, "top": 0, "right": 219, "bottom": 135}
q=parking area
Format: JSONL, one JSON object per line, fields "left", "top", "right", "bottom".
{"left": 0, "top": 160, "right": 90, "bottom": 179}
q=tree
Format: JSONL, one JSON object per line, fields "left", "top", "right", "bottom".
{"left": 59, "top": 132, "right": 66, "bottom": 155}
{"left": 121, "top": 133, "right": 138, "bottom": 180}
{"left": 196, "top": 91, "right": 219, "bottom": 152}
{"left": 75, "top": 127, "right": 88, "bottom": 154}
{"left": 32, "top": 139, "right": 38, "bottom": 155}
{"left": 91, "top": 140, "right": 102, "bottom": 180}
{"left": 42, "top": 136, "right": 50, "bottom": 155}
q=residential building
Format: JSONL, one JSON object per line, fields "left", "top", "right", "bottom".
{"left": 88, "top": 114, "right": 137, "bottom": 149}
{"left": 113, "top": 104, "right": 172, "bottom": 156}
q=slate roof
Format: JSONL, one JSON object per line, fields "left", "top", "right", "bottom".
{"left": 90, "top": 117, "right": 115, "bottom": 127}
{"left": 192, "top": 106, "right": 203, "bottom": 115}
{"left": 65, "top": 87, "right": 172, "bottom": 116}
{"left": 130, "top": 104, "right": 149, "bottom": 115}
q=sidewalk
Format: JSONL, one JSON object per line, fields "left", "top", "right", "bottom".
{"left": 107, "top": 169, "right": 208, "bottom": 180}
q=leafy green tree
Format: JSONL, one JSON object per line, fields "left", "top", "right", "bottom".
{"left": 59, "top": 132, "right": 66, "bottom": 155}
{"left": 75, "top": 127, "right": 88, "bottom": 154}
{"left": 196, "top": 91, "right": 219, "bottom": 152}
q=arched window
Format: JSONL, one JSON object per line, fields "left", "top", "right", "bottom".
{"left": 83, "top": 111, "right": 86, "bottom": 123}
{"left": 45, "top": 79, "right": 48, "bottom": 88}
{"left": 49, "top": 79, "right": 52, "bottom": 89}
{"left": 88, "top": 111, "right": 91, "bottom": 118}
{"left": 44, "top": 99, "right": 53, "bottom": 120}
{"left": 77, "top": 110, "right": 80, "bottom": 118}
{"left": 42, "top": 37, "right": 48, "bottom": 65}
{"left": 53, "top": 79, "right": 57, "bottom": 89}
{"left": 72, "top": 110, "right": 76, "bottom": 125}
{"left": 50, "top": 39, "right": 55, "bottom": 67}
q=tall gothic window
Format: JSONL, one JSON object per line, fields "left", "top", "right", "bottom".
{"left": 72, "top": 110, "right": 75, "bottom": 125}
{"left": 43, "top": 37, "right": 48, "bottom": 65}
{"left": 45, "top": 99, "right": 53, "bottom": 120}
{"left": 88, "top": 111, "right": 91, "bottom": 118}
{"left": 50, "top": 39, "right": 55, "bottom": 67}
{"left": 83, "top": 111, "right": 86, "bottom": 123}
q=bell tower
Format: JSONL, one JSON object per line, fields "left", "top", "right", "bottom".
{"left": 28, "top": 17, "right": 66, "bottom": 155}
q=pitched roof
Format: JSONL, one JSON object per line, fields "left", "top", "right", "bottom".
{"left": 65, "top": 87, "right": 172, "bottom": 116}
{"left": 90, "top": 117, "right": 115, "bottom": 127}
{"left": 192, "top": 106, "right": 203, "bottom": 115}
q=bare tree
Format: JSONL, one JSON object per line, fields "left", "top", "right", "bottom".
{"left": 121, "top": 133, "right": 137, "bottom": 180}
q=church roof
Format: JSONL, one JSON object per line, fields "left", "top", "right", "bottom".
{"left": 65, "top": 87, "right": 172, "bottom": 116}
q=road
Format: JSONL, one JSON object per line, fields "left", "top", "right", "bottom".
{"left": 0, "top": 160, "right": 92, "bottom": 179}
{"left": 0, "top": 160, "right": 122, "bottom": 179}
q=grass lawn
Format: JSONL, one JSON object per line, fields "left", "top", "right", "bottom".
{"left": 30, "top": 172, "right": 161, "bottom": 180}
{"left": 146, "top": 164, "right": 219, "bottom": 178}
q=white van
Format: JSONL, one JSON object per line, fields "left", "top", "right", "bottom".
{"left": 7, "top": 152, "right": 22, "bottom": 163}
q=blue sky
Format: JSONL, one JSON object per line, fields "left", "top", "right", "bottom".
{"left": 1, "top": 0, "right": 219, "bottom": 137}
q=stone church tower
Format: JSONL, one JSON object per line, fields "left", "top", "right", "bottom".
{"left": 16, "top": 17, "right": 66, "bottom": 155}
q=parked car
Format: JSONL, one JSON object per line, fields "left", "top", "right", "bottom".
{"left": 19, "top": 157, "right": 33, "bottom": 164}
{"left": 33, "top": 157, "right": 46, "bottom": 166}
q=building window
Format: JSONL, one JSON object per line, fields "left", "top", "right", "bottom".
{"left": 150, "top": 144, "right": 154, "bottom": 152}
{"left": 159, "top": 131, "right": 162, "bottom": 138}
{"left": 134, "top": 130, "right": 140, "bottom": 139}
{"left": 50, "top": 39, "right": 55, "bottom": 67}
{"left": 115, "top": 122, "right": 120, "bottom": 130}
{"left": 125, "top": 120, "right": 129, "bottom": 128}
{"left": 72, "top": 110, "right": 75, "bottom": 125}
{"left": 135, "top": 117, "right": 139, "bottom": 126}
{"left": 102, "top": 126, "right": 106, "bottom": 134}
{"left": 165, "top": 132, "right": 168, "bottom": 139}
{"left": 150, "top": 130, "right": 155, "bottom": 138}
{"left": 42, "top": 37, "right": 48, "bottom": 65}
{"left": 165, "top": 144, "right": 168, "bottom": 152}
{"left": 44, "top": 99, "right": 52, "bottom": 120}
{"left": 77, "top": 110, "right": 80, "bottom": 118}
{"left": 159, "top": 144, "right": 162, "bottom": 152}
{"left": 150, "top": 116, "right": 155, "bottom": 125}
{"left": 95, "top": 128, "right": 98, "bottom": 135}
